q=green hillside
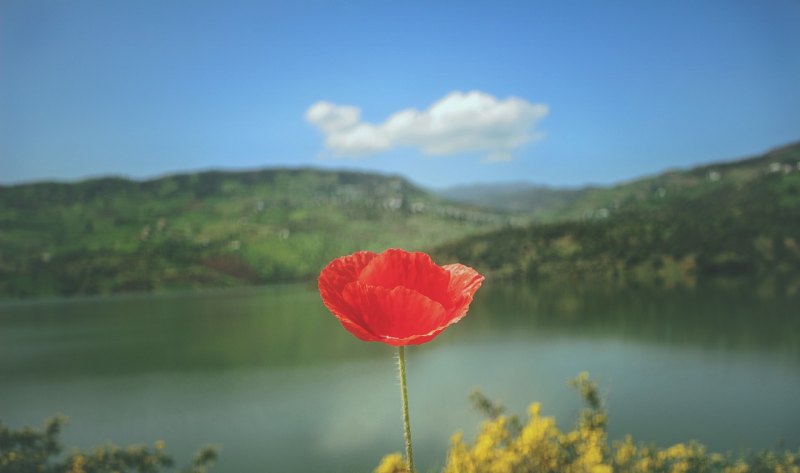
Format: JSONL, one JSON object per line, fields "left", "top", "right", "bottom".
{"left": 3, "top": 144, "right": 799, "bottom": 298}
{"left": 441, "top": 142, "right": 800, "bottom": 223}
{"left": 434, "top": 144, "right": 800, "bottom": 288}
{"left": 0, "top": 168, "right": 506, "bottom": 298}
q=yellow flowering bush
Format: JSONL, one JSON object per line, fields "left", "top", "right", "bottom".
{"left": 0, "top": 416, "right": 218, "bottom": 473}
{"left": 376, "top": 373, "right": 800, "bottom": 473}
{"left": 374, "top": 453, "right": 411, "bottom": 473}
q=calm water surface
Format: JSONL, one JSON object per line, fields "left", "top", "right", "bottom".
{"left": 1, "top": 281, "right": 799, "bottom": 472}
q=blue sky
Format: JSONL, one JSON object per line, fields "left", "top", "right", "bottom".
{"left": 1, "top": 0, "right": 799, "bottom": 189}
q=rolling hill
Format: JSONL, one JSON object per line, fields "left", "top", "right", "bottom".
{"left": 441, "top": 141, "right": 800, "bottom": 223}
{"left": 0, "top": 168, "right": 507, "bottom": 298}
{"left": 3, "top": 142, "right": 799, "bottom": 299}
{"left": 434, "top": 142, "right": 800, "bottom": 288}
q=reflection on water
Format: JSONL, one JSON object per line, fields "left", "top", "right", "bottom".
{"left": 471, "top": 281, "right": 800, "bottom": 359}
{"left": 1, "top": 281, "right": 798, "bottom": 473}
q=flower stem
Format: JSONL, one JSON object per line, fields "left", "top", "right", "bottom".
{"left": 397, "top": 346, "right": 415, "bottom": 473}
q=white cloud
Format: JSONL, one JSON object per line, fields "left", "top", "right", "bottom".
{"left": 305, "top": 90, "right": 548, "bottom": 163}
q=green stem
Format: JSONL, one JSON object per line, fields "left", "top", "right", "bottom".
{"left": 397, "top": 346, "right": 415, "bottom": 473}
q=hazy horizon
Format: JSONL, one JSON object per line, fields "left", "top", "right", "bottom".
{"left": 2, "top": 138, "right": 797, "bottom": 193}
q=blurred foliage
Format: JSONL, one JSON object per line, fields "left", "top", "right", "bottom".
{"left": 0, "top": 416, "right": 217, "bottom": 473}
{"left": 435, "top": 144, "right": 800, "bottom": 288}
{"left": 375, "top": 374, "right": 800, "bottom": 473}
{"left": 0, "top": 169, "right": 506, "bottom": 298}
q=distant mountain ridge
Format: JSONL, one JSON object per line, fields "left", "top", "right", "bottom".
{"left": 438, "top": 182, "right": 586, "bottom": 218}
{"left": 439, "top": 141, "right": 800, "bottom": 222}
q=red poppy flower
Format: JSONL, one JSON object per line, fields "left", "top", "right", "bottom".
{"left": 318, "top": 248, "right": 484, "bottom": 346}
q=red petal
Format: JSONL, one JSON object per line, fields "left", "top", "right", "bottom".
{"left": 341, "top": 282, "right": 451, "bottom": 346}
{"left": 443, "top": 264, "right": 485, "bottom": 321}
{"left": 318, "top": 251, "right": 379, "bottom": 341}
{"left": 357, "top": 249, "right": 451, "bottom": 307}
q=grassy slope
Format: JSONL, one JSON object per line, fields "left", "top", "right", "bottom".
{"left": 0, "top": 168, "right": 507, "bottom": 298}
{"left": 434, "top": 144, "right": 800, "bottom": 287}
{"left": 441, "top": 142, "right": 800, "bottom": 222}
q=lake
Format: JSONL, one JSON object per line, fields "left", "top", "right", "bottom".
{"left": 1, "top": 280, "right": 799, "bottom": 472}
